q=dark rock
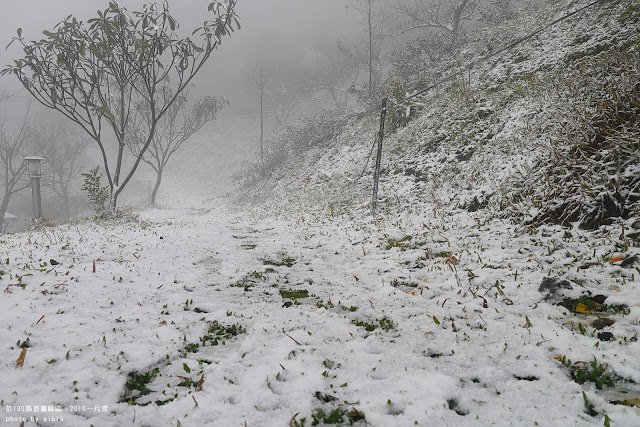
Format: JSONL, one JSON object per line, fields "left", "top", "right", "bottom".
{"left": 467, "top": 196, "right": 481, "bottom": 212}
{"left": 592, "top": 318, "right": 615, "bottom": 330}
{"left": 597, "top": 332, "right": 614, "bottom": 342}
{"left": 538, "top": 277, "right": 573, "bottom": 297}
{"left": 403, "top": 167, "right": 422, "bottom": 178}
{"left": 314, "top": 391, "right": 338, "bottom": 403}
{"left": 282, "top": 301, "right": 293, "bottom": 308}
{"left": 466, "top": 196, "right": 489, "bottom": 213}
{"left": 592, "top": 295, "right": 607, "bottom": 304}
{"left": 456, "top": 145, "right": 476, "bottom": 162}
{"left": 50, "top": 259, "right": 60, "bottom": 266}
{"left": 513, "top": 54, "right": 529, "bottom": 64}
{"left": 447, "top": 398, "right": 469, "bottom": 416}
{"left": 477, "top": 108, "right": 492, "bottom": 119}
{"left": 620, "top": 255, "right": 639, "bottom": 268}
{"left": 514, "top": 374, "right": 539, "bottom": 381}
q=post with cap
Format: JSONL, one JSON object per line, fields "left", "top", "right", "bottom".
{"left": 23, "top": 157, "right": 43, "bottom": 220}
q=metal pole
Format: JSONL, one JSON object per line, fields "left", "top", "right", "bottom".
{"left": 31, "top": 176, "right": 42, "bottom": 219}
{"left": 371, "top": 97, "right": 388, "bottom": 215}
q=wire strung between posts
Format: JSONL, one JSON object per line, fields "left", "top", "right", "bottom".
{"left": 395, "top": 0, "right": 609, "bottom": 106}
{"left": 357, "top": 0, "right": 610, "bottom": 186}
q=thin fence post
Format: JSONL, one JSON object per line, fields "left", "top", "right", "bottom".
{"left": 372, "top": 97, "right": 388, "bottom": 215}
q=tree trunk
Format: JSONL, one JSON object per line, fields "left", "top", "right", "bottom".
{"left": 451, "top": 0, "right": 470, "bottom": 42}
{"left": 61, "top": 192, "right": 71, "bottom": 220}
{"left": 151, "top": 168, "right": 163, "bottom": 206}
{"left": 368, "top": 0, "right": 373, "bottom": 95}
{"left": 0, "top": 190, "right": 12, "bottom": 234}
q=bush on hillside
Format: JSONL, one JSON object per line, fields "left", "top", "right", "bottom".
{"left": 507, "top": 46, "right": 640, "bottom": 229}
{"left": 236, "top": 110, "right": 351, "bottom": 187}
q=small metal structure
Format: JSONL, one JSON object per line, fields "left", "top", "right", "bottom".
{"left": 23, "top": 156, "right": 44, "bottom": 220}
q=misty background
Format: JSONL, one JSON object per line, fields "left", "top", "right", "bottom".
{"left": 0, "top": 0, "right": 362, "bottom": 212}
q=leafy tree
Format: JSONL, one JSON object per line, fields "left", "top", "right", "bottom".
{"left": 3, "top": 0, "right": 239, "bottom": 210}
{"left": 126, "top": 85, "right": 226, "bottom": 205}
{"left": 81, "top": 167, "right": 110, "bottom": 218}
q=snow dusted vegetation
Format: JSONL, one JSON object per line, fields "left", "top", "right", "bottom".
{"left": 2, "top": 200, "right": 640, "bottom": 426}
{"left": 1, "top": 0, "right": 640, "bottom": 426}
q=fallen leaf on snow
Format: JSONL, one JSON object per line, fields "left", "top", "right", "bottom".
{"left": 574, "top": 303, "right": 590, "bottom": 314}
{"left": 16, "top": 348, "right": 27, "bottom": 368}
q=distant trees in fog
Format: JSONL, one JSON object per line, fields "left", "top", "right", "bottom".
{"left": 0, "top": 101, "right": 33, "bottom": 232}
{"left": 37, "top": 127, "right": 86, "bottom": 218}
{"left": 3, "top": 0, "right": 240, "bottom": 211}
{"left": 127, "top": 85, "right": 226, "bottom": 205}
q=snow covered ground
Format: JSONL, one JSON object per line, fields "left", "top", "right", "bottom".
{"left": 1, "top": 199, "right": 639, "bottom": 426}
{"left": 1, "top": 2, "right": 639, "bottom": 425}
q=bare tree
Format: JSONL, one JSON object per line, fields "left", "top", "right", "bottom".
{"left": 394, "top": 0, "right": 480, "bottom": 40}
{"left": 0, "top": 103, "right": 33, "bottom": 233}
{"left": 3, "top": 1, "right": 239, "bottom": 210}
{"left": 0, "top": 91, "right": 16, "bottom": 104}
{"left": 304, "top": 49, "right": 360, "bottom": 110}
{"left": 254, "top": 66, "right": 273, "bottom": 169}
{"left": 247, "top": 66, "right": 311, "bottom": 174}
{"left": 270, "top": 81, "right": 309, "bottom": 128}
{"left": 346, "top": 0, "right": 390, "bottom": 95}
{"left": 127, "top": 86, "right": 226, "bottom": 205}
{"left": 37, "top": 126, "right": 86, "bottom": 218}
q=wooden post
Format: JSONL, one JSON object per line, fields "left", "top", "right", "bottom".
{"left": 372, "top": 97, "right": 388, "bottom": 214}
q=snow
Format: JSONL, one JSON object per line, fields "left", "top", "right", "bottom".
{"left": 2, "top": 0, "right": 639, "bottom": 426}
{"left": 1, "top": 200, "right": 639, "bottom": 426}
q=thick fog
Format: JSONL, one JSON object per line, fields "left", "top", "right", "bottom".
{"left": 0, "top": 0, "right": 361, "bottom": 207}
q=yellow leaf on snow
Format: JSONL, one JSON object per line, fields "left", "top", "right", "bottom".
{"left": 575, "top": 303, "right": 591, "bottom": 314}
{"left": 16, "top": 348, "right": 27, "bottom": 368}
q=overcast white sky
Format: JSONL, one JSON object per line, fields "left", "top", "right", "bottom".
{"left": 0, "top": 1, "right": 364, "bottom": 199}
{"left": 0, "top": 0, "right": 360, "bottom": 110}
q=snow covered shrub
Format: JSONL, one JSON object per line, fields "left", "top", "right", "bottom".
{"left": 385, "top": 80, "right": 420, "bottom": 131}
{"left": 390, "top": 31, "right": 467, "bottom": 83}
{"left": 480, "top": 0, "right": 518, "bottom": 25}
{"left": 508, "top": 45, "right": 640, "bottom": 229}
{"left": 236, "top": 110, "right": 350, "bottom": 187}
{"left": 81, "top": 167, "right": 110, "bottom": 218}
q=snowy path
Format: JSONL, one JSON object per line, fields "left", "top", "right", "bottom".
{"left": 1, "top": 202, "right": 639, "bottom": 426}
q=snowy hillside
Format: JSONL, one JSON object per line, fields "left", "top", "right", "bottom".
{"left": 240, "top": 0, "right": 639, "bottom": 226}
{"left": 1, "top": 0, "right": 640, "bottom": 426}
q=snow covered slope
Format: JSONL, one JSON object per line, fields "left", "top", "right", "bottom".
{"left": 240, "top": 0, "right": 639, "bottom": 226}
